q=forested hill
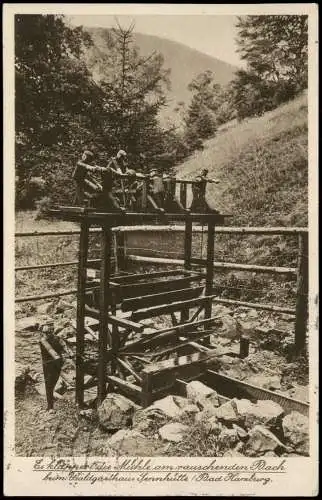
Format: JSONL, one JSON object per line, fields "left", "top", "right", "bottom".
{"left": 84, "top": 27, "right": 237, "bottom": 122}
{"left": 176, "top": 92, "right": 308, "bottom": 227}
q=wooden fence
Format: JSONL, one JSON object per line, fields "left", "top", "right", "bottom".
{"left": 15, "top": 226, "right": 308, "bottom": 352}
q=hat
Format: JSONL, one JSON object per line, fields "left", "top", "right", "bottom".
{"left": 150, "top": 169, "right": 158, "bottom": 176}
{"left": 82, "top": 150, "right": 94, "bottom": 160}
{"left": 116, "top": 150, "right": 127, "bottom": 159}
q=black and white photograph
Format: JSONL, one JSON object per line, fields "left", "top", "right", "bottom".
{"left": 4, "top": 3, "right": 318, "bottom": 497}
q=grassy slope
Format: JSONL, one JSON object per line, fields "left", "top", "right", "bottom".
{"left": 177, "top": 92, "right": 308, "bottom": 227}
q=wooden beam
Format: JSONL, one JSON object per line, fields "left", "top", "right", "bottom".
{"left": 115, "top": 275, "right": 206, "bottom": 300}
{"left": 116, "top": 357, "right": 142, "bottom": 384}
{"left": 120, "top": 314, "right": 223, "bottom": 353}
{"left": 121, "top": 286, "right": 204, "bottom": 312}
{"left": 76, "top": 220, "right": 89, "bottom": 408}
{"left": 131, "top": 296, "right": 213, "bottom": 322}
{"left": 204, "top": 370, "right": 309, "bottom": 417}
{"left": 107, "top": 375, "right": 142, "bottom": 403}
{"left": 84, "top": 305, "right": 144, "bottom": 332}
{"left": 142, "top": 350, "right": 218, "bottom": 376}
{"left": 294, "top": 233, "right": 308, "bottom": 353}
{"left": 98, "top": 224, "right": 112, "bottom": 404}
{"left": 112, "top": 269, "right": 188, "bottom": 284}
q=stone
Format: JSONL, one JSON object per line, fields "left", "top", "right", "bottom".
{"left": 218, "top": 427, "right": 240, "bottom": 448}
{"left": 247, "top": 374, "right": 282, "bottom": 391}
{"left": 213, "top": 400, "right": 240, "bottom": 424}
{"left": 56, "top": 326, "right": 75, "bottom": 340}
{"left": 282, "top": 412, "right": 309, "bottom": 455}
{"left": 248, "top": 309, "right": 259, "bottom": 319}
{"left": 37, "top": 302, "right": 54, "bottom": 315}
{"left": 158, "top": 422, "right": 189, "bottom": 443}
{"left": 16, "top": 316, "right": 39, "bottom": 332}
{"left": 149, "top": 395, "right": 186, "bottom": 420}
{"left": 220, "top": 315, "right": 239, "bottom": 339}
{"left": 201, "top": 416, "right": 223, "bottom": 436}
{"left": 232, "top": 424, "right": 248, "bottom": 439}
{"left": 223, "top": 449, "right": 244, "bottom": 457}
{"left": 132, "top": 407, "right": 169, "bottom": 432}
{"left": 247, "top": 425, "right": 286, "bottom": 454}
{"left": 264, "top": 451, "right": 278, "bottom": 457}
{"left": 109, "top": 429, "right": 147, "bottom": 449}
{"left": 234, "top": 398, "right": 284, "bottom": 429}
{"left": 288, "top": 384, "right": 309, "bottom": 403}
{"left": 186, "top": 381, "right": 220, "bottom": 409}
{"left": 195, "top": 406, "right": 219, "bottom": 424}
{"left": 237, "top": 320, "right": 256, "bottom": 337}
{"left": 97, "top": 393, "right": 139, "bottom": 430}
{"left": 15, "top": 364, "right": 31, "bottom": 394}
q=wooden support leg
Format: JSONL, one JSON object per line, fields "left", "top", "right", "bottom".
{"left": 115, "top": 230, "right": 126, "bottom": 273}
{"left": 76, "top": 219, "right": 89, "bottom": 408}
{"left": 141, "top": 371, "right": 153, "bottom": 408}
{"left": 180, "top": 183, "right": 187, "bottom": 210}
{"left": 240, "top": 336, "right": 250, "bottom": 359}
{"left": 294, "top": 233, "right": 308, "bottom": 354}
{"left": 181, "top": 214, "right": 192, "bottom": 323}
{"left": 204, "top": 222, "right": 215, "bottom": 345}
{"left": 39, "top": 340, "right": 63, "bottom": 410}
{"left": 98, "top": 224, "right": 112, "bottom": 405}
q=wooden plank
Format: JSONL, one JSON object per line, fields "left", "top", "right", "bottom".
{"left": 131, "top": 296, "right": 213, "bottom": 322}
{"left": 116, "top": 357, "right": 142, "bottom": 384}
{"left": 179, "top": 183, "right": 187, "bottom": 209}
{"left": 120, "top": 314, "right": 223, "bottom": 353}
{"left": 112, "top": 269, "right": 188, "bottom": 284}
{"left": 142, "top": 350, "right": 218, "bottom": 376}
{"left": 121, "top": 286, "right": 204, "bottom": 312}
{"left": 204, "top": 370, "right": 309, "bottom": 417}
{"left": 108, "top": 314, "right": 144, "bottom": 333}
{"left": 127, "top": 255, "right": 297, "bottom": 276}
{"left": 213, "top": 298, "right": 295, "bottom": 315}
{"left": 76, "top": 220, "right": 89, "bottom": 408}
{"left": 116, "top": 275, "right": 205, "bottom": 300}
{"left": 182, "top": 215, "right": 193, "bottom": 323}
{"left": 107, "top": 375, "right": 142, "bottom": 404}
{"left": 294, "top": 233, "right": 308, "bottom": 353}
{"left": 84, "top": 305, "right": 144, "bottom": 333}
{"left": 205, "top": 221, "right": 215, "bottom": 321}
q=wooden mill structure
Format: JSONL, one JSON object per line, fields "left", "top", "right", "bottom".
{"left": 40, "top": 206, "right": 237, "bottom": 408}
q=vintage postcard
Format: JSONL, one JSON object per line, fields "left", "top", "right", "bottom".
{"left": 3, "top": 3, "right": 319, "bottom": 496}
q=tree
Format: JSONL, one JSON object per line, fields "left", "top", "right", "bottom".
{"left": 15, "top": 14, "right": 104, "bottom": 207}
{"left": 231, "top": 15, "right": 308, "bottom": 120}
{"left": 236, "top": 15, "right": 308, "bottom": 90}
{"left": 87, "top": 22, "right": 172, "bottom": 171}
{"left": 184, "top": 70, "right": 218, "bottom": 140}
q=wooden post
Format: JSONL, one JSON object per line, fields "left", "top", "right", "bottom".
{"left": 141, "top": 370, "right": 153, "bottom": 408}
{"left": 239, "top": 336, "right": 250, "bottom": 359}
{"left": 181, "top": 214, "right": 192, "bottom": 323}
{"left": 204, "top": 221, "right": 215, "bottom": 344}
{"left": 294, "top": 232, "right": 308, "bottom": 354}
{"left": 141, "top": 178, "right": 148, "bottom": 212}
{"left": 98, "top": 223, "right": 112, "bottom": 404}
{"left": 115, "top": 230, "right": 126, "bottom": 273}
{"left": 76, "top": 219, "right": 89, "bottom": 408}
{"left": 180, "top": 183, "right": 187, "bottom": 210}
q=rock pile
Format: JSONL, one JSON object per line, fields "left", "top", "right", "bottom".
{"left": 96, "top": 382, "right": 309, "bottom": 457}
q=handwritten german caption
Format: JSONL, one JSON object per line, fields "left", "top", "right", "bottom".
{"left": 33, "top": 458, "right": 286, "bottom": 486}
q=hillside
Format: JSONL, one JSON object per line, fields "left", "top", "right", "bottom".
{"left": 84, "top": 27, "right": 237, "bottom": 124}
{"left": 177, "top": 93, "right": 308, "bottom": 227}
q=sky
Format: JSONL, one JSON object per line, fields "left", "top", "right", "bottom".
{"left": 68, "top": 14, "right": 243, "bottom": 67}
